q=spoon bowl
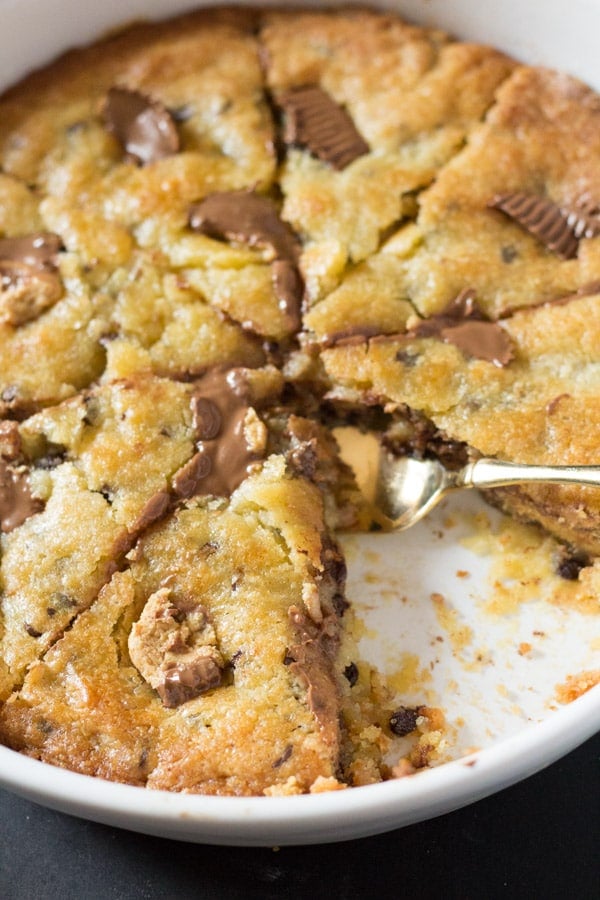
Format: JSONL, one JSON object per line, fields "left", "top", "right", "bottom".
{"left": 335, "top": 427, "right": 600, "bottom": 530}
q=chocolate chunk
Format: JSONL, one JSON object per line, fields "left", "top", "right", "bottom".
{"left": 279, "top": 86, "right": 369, "bottom": 170}
{"left": 102, "top": 87, "right": 180, "bottom": 165}
{"left": 272, "top": 259, "right": 303, "bottom": 332}
{"left": 157, "top": 656, "right": 223, "bottom": 708}
{"left": 489, "top": 192, "right": 581, "bottom": 259}
{"left": 410, "top": 290, "right": 514, "bottom": 367}
{"left": 0, "top": 458, "right": 44, "bottom": 533}
{"left": 389, "top": 706, "right": 421, "bottom": 736}
{"left": 189, "top": 191, "right": 304, "bottom": 333}
{"left": 0, "top": 233, "right": 63, "bottom": 326}
{"left": 25, "top": 623, "right": 42, "bottom": 638}
{"left": 0, "top": 232, "right": 62, "bottom": 271}
{"left": 0, "top": 261, "right": 63, "bottom": 326}
{"left": 189, "top": 190, "right": 301, "bottom": 262}
{"left": 128, "top": 588, "right": 225, "bottom": 709}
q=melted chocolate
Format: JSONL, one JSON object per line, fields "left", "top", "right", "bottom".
{"left": 184, "top": 369, "right": 265, "bottom": 497}
{"left": 279, "top": 86, "right": 369, "bottom": 170}
{"left": 410, "top": 290, "right": 514, "bottom": 367}
{"left": 272, "top": 259, "right": 303, "bottom": 331}
{"left": 189, "top": 190, "right": 301, "bottom": 262}
{"left": 286, "top": 605, "right": 339, "bottom": 743}
{"left": 323, "top": 325, "right": 393, "bottom": 348}
{"left": 191, "top": 397, "right": 222, "bottom": 441}
{"left": 102, "top": 87, "right": 180, "bottom": 166}
{"left": 0, "top": 459, "right": 43, "bottom": 533}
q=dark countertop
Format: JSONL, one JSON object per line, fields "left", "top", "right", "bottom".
{"left": 0, "top": 732, "right": 598, "bottom": 900}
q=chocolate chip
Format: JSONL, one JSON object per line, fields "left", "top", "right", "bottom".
{"left": 186, "top": 369, "right": 266, "bottom": 498}
{"left": 272, "top": 745, "right": 293, "bottom": 768}
{"left": 283, "top": 649, "right": 295, "bottom": 666}
{"left": 389, "top": 706, "right": 421, "bottom": 736}
{"left": 102, "top": 87, "right": 181, "bottom": 166}
{"left": 287, "top": 441, "right": 318, "bottom": 480}
{"left": 25, "top": 623, "right": 42, "bottom": 638}
{"left": 0, "top": 260, "right": 63, "bottom": 327}
{"left": 501, "top": 245, "right": 518, "bottom": 263}
{"left": 556, "top": 550, "right": 591, "bottom": 580}
{"left": 279, "top": 85, "right": 369, "bottom": 170}
{"left": 343, "top": 662, "right": 359, "bottom": 686}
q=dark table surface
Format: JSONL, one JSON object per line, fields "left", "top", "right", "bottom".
{"left": 0, "top": 732, "right": 598, "bottom": 900}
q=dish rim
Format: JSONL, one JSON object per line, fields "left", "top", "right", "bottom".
{"left": 0, "top": 0, "right": 599, "bottom": 845}
{"left": 0, "top": 684, "right": 598, "bottom": 844}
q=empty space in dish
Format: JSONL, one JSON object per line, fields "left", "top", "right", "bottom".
{"left": 344, "top": 491, "right": 600, "bottom": 763}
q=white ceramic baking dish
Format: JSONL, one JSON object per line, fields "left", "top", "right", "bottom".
{"left": 0, "top": 0, "right": 599, "bottom": 845}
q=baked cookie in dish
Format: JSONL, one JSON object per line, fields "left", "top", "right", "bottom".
{"left": 0, "top": 6, "right": 598, "bottom": 794}
{"left": 321, "top": 65, "right": 600, "bottom": 553}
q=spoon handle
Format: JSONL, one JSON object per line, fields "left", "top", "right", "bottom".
{"left": 462, "top": 458, "right": 600, "bottom": 490}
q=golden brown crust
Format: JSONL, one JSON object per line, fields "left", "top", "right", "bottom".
{"left": 1, "top": 5, "right": 599, "bottom": 794}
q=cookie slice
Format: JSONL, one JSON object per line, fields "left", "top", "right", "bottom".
{"left": 396, "top": 67, "right": 600, "bottom": 319}
{"left": 0, "top": 451, "right": 352, "bottom": 794}
{"left": 261, "top": 8, "right": 515, "bottom": 299}
{"left": 323, "top": 288, "right": 600, "bottom": 553}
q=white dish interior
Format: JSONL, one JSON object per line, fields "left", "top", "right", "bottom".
{"left": 0, "top": 0, "right": 599, "bottom": 846}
